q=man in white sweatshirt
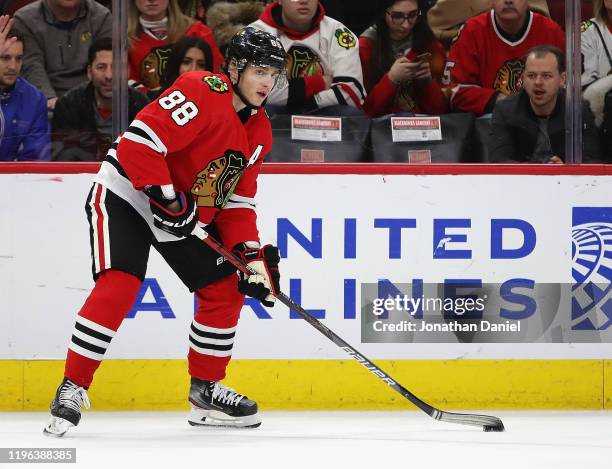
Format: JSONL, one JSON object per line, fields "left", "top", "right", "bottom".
{"left": 250, "top": 0, "right": 365, "bottom": 114}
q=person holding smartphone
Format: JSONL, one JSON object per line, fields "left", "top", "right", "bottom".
{"left": 359, "top": 0, "right": 448, "bottom": 117}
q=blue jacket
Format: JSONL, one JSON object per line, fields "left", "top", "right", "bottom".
{"left": 0, "top": 77, "right": 50, "bottom": 161}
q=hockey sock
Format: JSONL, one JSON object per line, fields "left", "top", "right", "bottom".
{"left": 64, "top": 270, "right": 142, "bottom": 388}
{"left": 189, "top": 274, "right": 243, "bottom": 381}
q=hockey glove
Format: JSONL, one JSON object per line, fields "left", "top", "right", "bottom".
{"left": 147, "top": 187, "right": 198, "bottom": 238}
{"left": 234, "top": 243, "right": 281, "bottom": 307}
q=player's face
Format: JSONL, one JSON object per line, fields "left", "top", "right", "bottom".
{"left": 278, "top": 0, "right": 318, "bottom": 28}
{"left": 492, "top": 0, "right": 529, "bottom": 23}
{"left": 0, "top": 40, "right": 23, "bottom": 89}
{"left": 88, "top": 50, "right": 113, "bottom": 100}
{"left": 523, "top": 53, "right": 565, "bottom": 110}
{"left": 179, "top": 47, "right": 207, "bottom": 75}
{"left": 385, "top": 0, "right": 419, "bottom": 42}
{"left": 237, "top": 65, "right": 281, "bottom": 107}
{"left": 135, "top": 0, "right": 169, "bottom": 21}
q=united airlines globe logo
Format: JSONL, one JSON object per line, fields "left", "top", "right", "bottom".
{"left": 571, "top": 208, "right": 612, "bottom": 331}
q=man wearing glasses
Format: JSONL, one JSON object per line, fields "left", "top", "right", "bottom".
{"left": 442, "top": 0, "right": 564, "bottom": 114}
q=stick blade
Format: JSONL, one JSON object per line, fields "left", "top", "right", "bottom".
{"left": 438, "top": 411, "right": 505, "bottom": 432}
{"left": 483, "top": 421, "right": 505, "bottom": 432}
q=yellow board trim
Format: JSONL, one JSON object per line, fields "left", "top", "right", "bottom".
{"left": 0, "top": 359, "right": 609, "bottom": 411}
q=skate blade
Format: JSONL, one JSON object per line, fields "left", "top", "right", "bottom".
{"left": 43, "top": 416, "right": 74, "bottom": 438}
{"left": 188, "top": 407, "right": 261, "bottom": 428}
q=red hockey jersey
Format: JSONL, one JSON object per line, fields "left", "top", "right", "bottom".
{"left": 95, "top": 71, "right": 271, "bottom": 249}
{"left": 128, "top": 22, "right": 224, "bottom": 91}
{"left": 445, "top": 10, "right": 565, "bottom": 114}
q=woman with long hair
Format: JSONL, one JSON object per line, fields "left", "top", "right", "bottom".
{"left": 146, "top": 35, "right": 213, "bottom": 99}
{"left": 359, "top": 0, "right": 447, "bottom": 116}
{"left": 128, "top": 0, "right": 223, "bottom": 92}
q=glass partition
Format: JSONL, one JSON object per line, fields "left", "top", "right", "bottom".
{"left": 2, "top": 0, "right": 609, "bottom": 164}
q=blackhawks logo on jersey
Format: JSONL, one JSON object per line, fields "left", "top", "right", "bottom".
{"left": 394, "top": 82, "right": 418, "bottom": 112}
{"left": 335, "top": 28, "right": 356, "bottom": 49}
{"left": 580, "top": 20, "right": 593, "bottom": 33}
{"left": 202, "top": 75, "right": 229, "bottom": 94}
{"left": 141, "top": 45, "right": 173, "bottom": 90}
{"left": 493, "top": 59, "right": 524, "bottom": 96}
{"left": 287, "top": 45, "right": 325, "bottom": 78}
{"left": 190, "top": 150, "right": 247, "bottom": 208}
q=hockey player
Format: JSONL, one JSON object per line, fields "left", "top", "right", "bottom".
{"left": 43, "top": 27, "right": 288, "bottom": 437}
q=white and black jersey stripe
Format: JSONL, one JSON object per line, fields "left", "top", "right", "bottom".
{"left": 122, "top": 120, "right": 168, "bottom": 155}
{"left": 224, "top": 194, "right": 256, "bottom": 211}
{"left": 87, "top": 183, "right": 111, "bottom": 274}
{"left": 189, "top": 320, "right": 236, "bottom": 357}
{"left": 69, "top": 316, "right": 116, "bottom": 361}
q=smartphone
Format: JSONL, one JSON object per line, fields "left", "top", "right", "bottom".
{"left": 416, "top": 52, "right": 432, "bottom": 61}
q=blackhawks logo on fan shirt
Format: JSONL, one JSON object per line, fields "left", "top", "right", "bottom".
{"left": 190, "top": 150, "right": 247, "bottom": 208}
{"left": 202, "top": 75, "right": 229, "bottom": 94}
{"left": 580, "top": 20, "right": 593, "bottom": 33}
{"left": 335, "top": 28, "right": 356, "bottom": 49}
{"left": 493, "top": 59, "right": 524, "bottom": 96}
{"left": 287, "top": 45, "right": 325, "bottom": 78}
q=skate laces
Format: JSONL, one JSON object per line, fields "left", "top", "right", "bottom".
{"left": 59, "top": 380, "right": 91, "bottom": 413}
{"left": 210, "top": 382, "right": 245, "bottom": 406}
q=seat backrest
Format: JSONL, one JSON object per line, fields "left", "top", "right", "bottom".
{"left": 371, "top": 113, "right": 478, "bottom": 163}
{"left": 266, "top": 114, "right": 372, "bottom": 163}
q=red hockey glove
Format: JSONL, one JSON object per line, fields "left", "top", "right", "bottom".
{"left": 146, "top": 187, "right": 198, "bottom": 238}
{"left": 233, "top": 243, "right": 281, "bottom": 307}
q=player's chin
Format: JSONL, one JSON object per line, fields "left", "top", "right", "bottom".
{"left": 251, "top": 93, "right": 267, "bottom": 106}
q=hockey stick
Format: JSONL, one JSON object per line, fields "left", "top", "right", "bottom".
{"left": 192, "top": 226, "right": 505, "bottom": 432}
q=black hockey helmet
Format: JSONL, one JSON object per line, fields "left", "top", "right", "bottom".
{"left": 225, "top": 26, "right": 288, "bottom": 74}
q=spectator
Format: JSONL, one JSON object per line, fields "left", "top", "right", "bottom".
{"left": 128, "top": 0, "right": 223, "bottom": 93}
{"left": 13, "top": 0, "right": 112, "bottom": 111}
{"left": 359, "top": 0, "right": 447, "bottom": 117}
{"left": 581, "top": 0, "right": 612, "bottom": 127}
{"left": 489, "top": 45, "right": 604, "bottom": 164}
{"left": 444, "top": 0, "right": 564, "bottom": 115}
{"left": 52, "top": 38, "right": 150, "bottom": 161}
{"left": 148, "top": 34, "right": 213, "bottom": 99}
{"left": 427, "top": 0, "right": 549, "bottom": 47}
{"left": 250, "top": 0, "right": 366, "bottom": 114}
{"left": 206, "top": 1, "right": 266, "bottom": 53}
{"left": 0, "top": 25, "right": 50, "bottom": 160}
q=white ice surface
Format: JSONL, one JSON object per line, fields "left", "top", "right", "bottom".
{"left": 2, "top": 411, "right": 611, "bottom": 469}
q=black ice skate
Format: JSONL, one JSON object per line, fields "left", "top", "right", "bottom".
{"left": 43, "top": 378, "right": 91, "bottom": 437}
{"left": 188, "top": 378, "right": 261, "bottom": 428}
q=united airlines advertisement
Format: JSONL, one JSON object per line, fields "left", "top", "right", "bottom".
{"left": 0, "top": 172, "right": 611, "bottom": 359}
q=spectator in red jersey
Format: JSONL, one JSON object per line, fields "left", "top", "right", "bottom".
{"left": 128, "top": 0, "right": 223, "bottom": 93}
{"left": 444, "top": 0, "right": 564, "bottom": 115}
{"left": 427, "top": 0, "right": 549, "bottom": 47}
{"left": 359, "top": 0, "right": 447, "bottom": 117}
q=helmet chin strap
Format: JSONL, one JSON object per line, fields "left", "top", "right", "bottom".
{"left": 231, "top": 72, "right": 261, "bottom": 110}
